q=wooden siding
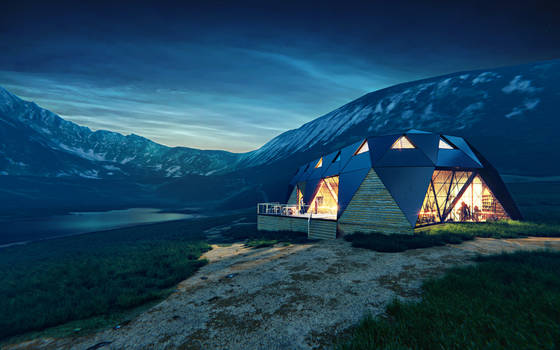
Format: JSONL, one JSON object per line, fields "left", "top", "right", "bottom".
{"left": 338, "top": 168, "right": 413, "bottom": 235}
{"left": 257, "top": 215, "right": 337, "bottom": 240}
{"left": 308, "top": 219, "right": 337, "bottom": 240}
{"left": 257, "top": 215, "right": 308, "bottom": 233}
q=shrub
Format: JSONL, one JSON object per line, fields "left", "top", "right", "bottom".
{"left": 344, "top": 232, "right": 473, "bottom": 252}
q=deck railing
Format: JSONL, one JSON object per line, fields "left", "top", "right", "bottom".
{"left": 257, "top": 202, "right": 337, "bottom": 220}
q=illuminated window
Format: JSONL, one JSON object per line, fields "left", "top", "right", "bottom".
{"left": 417, "top": 171, "right": 510, "bottom": 226}
{"left": 315, "top": 157, "right": 323, "bottom": 168}
{"left": 439, "top": 138, "right": 454, "bottom": 149}
{"left": 307, "top": 176, "right": 339, "bottom": 219}
{"left": 333, "top": 151, "right": 341, "bottom": 162}
{"left": 391, "top": 136, "right": 415, "bottom": 149}
{"left": 354, "top": 140, "right": 369, "bottom": 155}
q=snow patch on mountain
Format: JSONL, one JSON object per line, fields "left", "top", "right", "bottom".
{"left": 502, "top": 75, "right": 539, "bottom": 94}
{"left": 505, "top": 98, "right": 540, "bottom": 118}
{"left": 58, "top": 144, "right": 107, "bottom": 162}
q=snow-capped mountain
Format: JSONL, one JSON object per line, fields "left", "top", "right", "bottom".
{"left": 0, "top": 87, "right": 240, "bottom": 178}
{"left": 240, "top": 60, "right": 560, "bottom": 176}
{"left": 1, "top": 59, "right": 559, "bottom": 181}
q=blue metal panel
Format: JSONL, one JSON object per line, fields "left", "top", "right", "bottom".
{"left": 444, "top": 135, "right": 482, "bottom": 166}
{"left": 376, "top": 148, "right": 435, "bottom": 167}
{"left": 320, "top": 150, "right": 340, "bottom": 177}
{"left": 339, "top": 140, "right": 365, "bottom": 170}
{"left": 300, "top": 159, "right": 319, "bottom": 181}
{"left": 303, "top": 178, "right": 321, "bottom": 204}
{"left": 338, "top": 168, "right": 371, "bottom": 216}
{"left": 406, "top": 133, "right": 439, "bottom": 164}
{"left": 436, "top": 149, "right": 483, "bottom": 168}
{"left": 368, "top": 134, "right": 400, "bottom": 164}
{"left": 289, "top": 165, "right": 307, "bottom": 186}
{"left": 406, "top": 129, "right": 431, "bottom": 134}
{"left": 374, "top": 166, "right": 435, "bottom": 226}
{"left": 341, "top": 152, "right": 372, "bottom": 173}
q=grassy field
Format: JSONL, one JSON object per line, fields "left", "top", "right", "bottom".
{"left": 338, "top": 251, "right": 560, "bottom": 350}
{"left": 0, "top": 212, "right": 254, "bottom": 341}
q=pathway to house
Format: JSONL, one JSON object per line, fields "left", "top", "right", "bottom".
{"left": 8, "top": 237, "right": 560, "bottom": 350}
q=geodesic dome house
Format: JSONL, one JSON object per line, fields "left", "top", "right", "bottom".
{"left": 257, "top": 130, "right": 521, "bottom": 239}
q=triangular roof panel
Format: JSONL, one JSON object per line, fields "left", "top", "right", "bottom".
{"left": 406, "top": 129, "right": 431, "bottom": 134}
{"left": 368, "top": 134, "right": 400, "bottom": 164}
{"left": 443, "top": 135, "right": 482, "bottom": 166}
{"left": 406, "top": 133, "right": 440, "bottom": 164}
{"left": 436, "top": 149, "right": 483, "bottom": 168}
{"left": 341, "top": 152, "right": 372, "bottom": 173}
{"left": 338, "top": 168, "right": 371, "bottom": 216}
{"left": 339, "top": 139, "right": 366, "bottom": 170}
{"left": 322, "top": 150, "right": 343, "bottom": 177}
{"left": 303, "top": 177, "right": 321, "bottom": 204}
{"left": 374, "top": 166, "right": 435, "bottom": 226}
{"left": 375, "top": 148, "right": 435, "bottom": 167}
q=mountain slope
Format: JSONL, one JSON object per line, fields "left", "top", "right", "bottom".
{"left": 240, "top": 60, "right": 560, "bottom": 176}
{"left": 0, "top": 87, "right": 240, "bottom": 178}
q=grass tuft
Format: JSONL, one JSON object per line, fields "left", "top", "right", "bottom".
{"left": 338, "top": 251, "right": 560, "bottom": 349}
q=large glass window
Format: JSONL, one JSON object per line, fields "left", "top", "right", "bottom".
{"left": 417, "top": 171, "right": 509, "bottom": 226}
{"left": 307, "top": 176, "right": 339, "bottom": 219}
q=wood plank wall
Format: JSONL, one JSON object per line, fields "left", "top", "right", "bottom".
{"left": 338, "top": 169, "right": 413, "bottom": 235}
{"left": 257, "top": 215, "right": 337, "bottom": 239}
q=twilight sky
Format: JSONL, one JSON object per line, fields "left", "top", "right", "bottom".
{"left": 1, "top": 1, "right": 559, "bottom": 152}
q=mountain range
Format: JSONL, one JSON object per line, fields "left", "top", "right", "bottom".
{"left": 1, "top": 59, "right": 559, "bottom": 212}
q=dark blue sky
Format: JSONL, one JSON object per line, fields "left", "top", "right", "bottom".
{"left": 1, "top": 1, "right": 559, "bottom": 152}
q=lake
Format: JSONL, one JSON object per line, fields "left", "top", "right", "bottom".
{"left": 0, "top": 208, "right": 196, "bottom": 246}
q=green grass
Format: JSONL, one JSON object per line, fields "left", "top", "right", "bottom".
{"left": 422, "top": 220, "right": 560, "bottom": 238}
{"left": 347, "top": 220, "right": 560, "bottom": 253}
{"left": 0, "top": 212, "right": 252, "bottom": 341}
{"left": 344, "top": 232, "right": 474, "bottom": 252}
{"left": 214, "top": 223, "right": 312, "bottom": 247}
{"left": 338, "top": 251, "right": 560, "bottom": 350}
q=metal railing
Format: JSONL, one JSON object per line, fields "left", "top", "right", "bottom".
{"left": 257, "top": 202, "right": 337, "bottom": 220}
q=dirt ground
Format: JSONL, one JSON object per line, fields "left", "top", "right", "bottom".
{"left": 7, "top": 237, "right": 560, "bottom": 350}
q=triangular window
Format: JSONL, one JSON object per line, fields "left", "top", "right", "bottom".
{"left": 439, "top": 138, "right": 454, "bottom": 149}
{"left": 391, "top": 136, "right": 415, "bottom": 149}
{"left": 354, "top": 140, "right": 369, "bottom": 155}
{"left": 315, "top": 157, "right": 323, "bottom": 168}
{"left": 333, "top": 151, "right": 341, "bottom": 162}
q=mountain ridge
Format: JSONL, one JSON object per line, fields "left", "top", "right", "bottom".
{"left": 2, "top": 59, "right": 560, "bottom": 181}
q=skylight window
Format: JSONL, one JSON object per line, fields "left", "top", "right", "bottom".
{"left": 315, "top": 157, "right": 323, "bottom": 168}
{"left": 391, "top": 136, "right": 415, "bottom": 149}
{"left": 439, "top": 138, "right": 454, "bottom": 149}
{"left": 354, "top": 140, "right": 369, "bottom": 155}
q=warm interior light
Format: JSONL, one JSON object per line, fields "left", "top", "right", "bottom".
{"left": 354, "top": 140, "right": 369, "bottom": 155}
{"left": 439, "top": 138, "right": 454, "bottom": 149}
{"left": 416, "top": 171, "right": 509, "bottom": 226}
{"left": 315, "top": 157, "right": 323, "bottom": 168}
{"left": 391, "top": 136, "right": 415, "bottom": 149}
{"left": 307, "top": 176, "right": 339, "bottom": 218}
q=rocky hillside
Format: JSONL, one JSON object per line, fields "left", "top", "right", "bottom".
{"left": 240, "top": 60, "right": 560, "bottom": 176}
{"left": 0, "top": 87, "right": 240, "bottom": 178}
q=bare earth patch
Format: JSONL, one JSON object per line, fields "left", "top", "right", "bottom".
{"left": 6, "top": 237, "right": 560, "bottom": 350}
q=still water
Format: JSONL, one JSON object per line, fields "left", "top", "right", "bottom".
{"left": 0, "top": 208, "right": 195, "bottom": 246}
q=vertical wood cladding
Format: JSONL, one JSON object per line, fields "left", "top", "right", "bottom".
{"left": 338, "top": 169, "right": 413, "bottom": 235}
{"left": 257, "top": 215, "right": 337, "bottom": 239}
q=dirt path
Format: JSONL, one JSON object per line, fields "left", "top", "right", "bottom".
{"left": 8, "top": 237, "right": 560, "bottom": 350}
